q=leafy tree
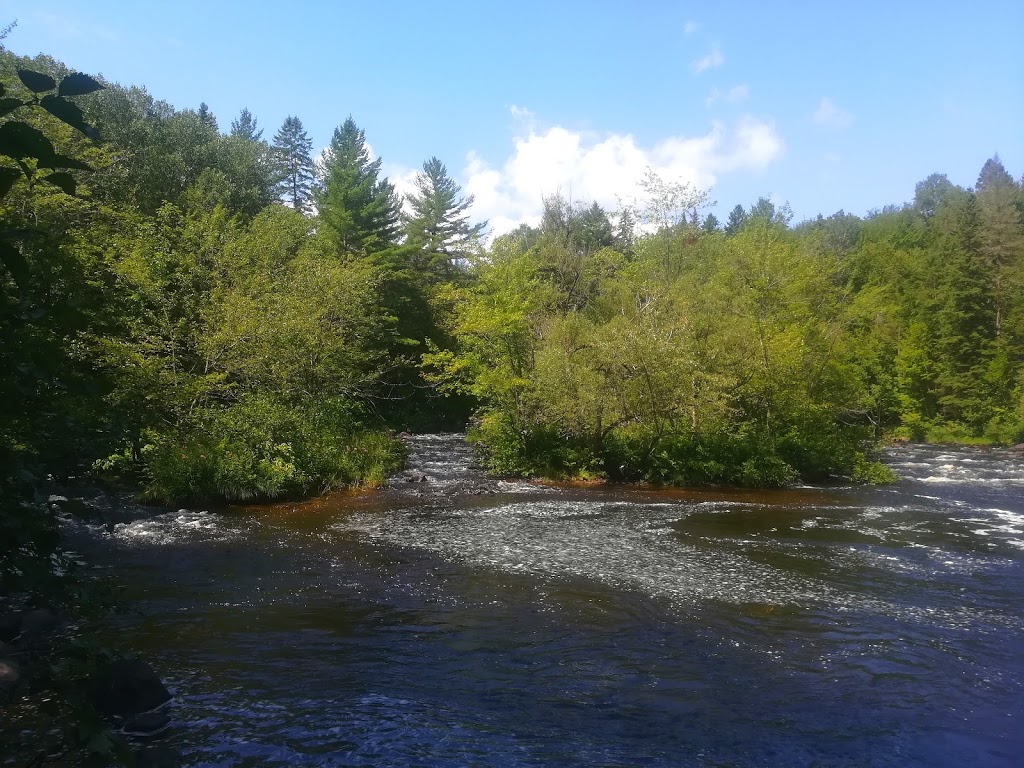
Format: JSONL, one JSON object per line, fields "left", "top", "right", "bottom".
{"left": 403, "top": 156, "right": 485, "bottom": 282}
{"left": 913, "top": 173, "right": 958, "bottom": 218}
{"left": 272, "top": 115, "right": 315, "bottom": 213}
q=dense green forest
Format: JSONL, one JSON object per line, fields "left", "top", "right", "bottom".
{"left": 2, "top": 44, "right": 1023, "bottom": 528}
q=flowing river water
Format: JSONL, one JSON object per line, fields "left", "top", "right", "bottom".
{"left": 67, "top": 436, "right": 1023, "bottom": 766}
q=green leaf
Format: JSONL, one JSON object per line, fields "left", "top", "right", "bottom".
{"left": 40, "top": 95, "right": 99, "bottom": 139}
{"left": 0, "top": 122, "right": 57, "bottom": 162}
{"left": 42, "top": 172, "right": 76, "bottom": 196}
{"left": 58, "top": 72, "right": 104, "bottom": 97}
{"left": 0, "top": 241, "right": 30, "bottom": 287}
{"left": 38, "top": 154, "right": 93, "bottom": 172}
{"left": 0, "top": 97, "right": 25, "bottom": 118}
{"left": 17, "top": 68, "right": 57, "bottom": 94}
{"left": 0, "top": 167, "right": 22, "bottom": 197}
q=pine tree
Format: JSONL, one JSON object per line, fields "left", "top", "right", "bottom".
{"left": 702, "top": 213, "right": 721, "bottom": 233}
{"left": 272, "top": 116, "right": 315, "bottom": 213}
{"left": 197, "top": 102, "right": 218, "bottom": 131}
{"left": 932, "top": 192, "right": 996, "bottom": 426}
{"left": 317, "top": 117, "right": 400, "bottom": 258}
{"left": 975, "top": 155, "right": 1023, "bottom": 336}
{"left": 230, "top": 108, "right": 263, "bottom": 141}
{"left": 725, "top": 204, "right": 747, "bottom": 235}
{"left": 403, "top": 157, "right": 485, "bottom": 281}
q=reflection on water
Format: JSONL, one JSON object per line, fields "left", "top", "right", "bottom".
{"left": 65, "top": 437, "right": 1023, "bottom": 767}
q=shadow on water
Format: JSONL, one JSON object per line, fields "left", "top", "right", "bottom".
{"left": 65, "top": 436, "right": 1024, "bottom": 767}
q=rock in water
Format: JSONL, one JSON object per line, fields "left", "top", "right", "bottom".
{"left": 20, "top": 608, "right": 59, "bottom": 637}
{"left": 88, "top": 659, "right": 171, "bottom": 716}
{"left": 0, "top": 613, "right": 21, "bottom": 642}
{"left": 121, "top": 711, "right": 172, "bottom": 737}
{"left": 0, "top": 658, "right": 20, "bottom": 701}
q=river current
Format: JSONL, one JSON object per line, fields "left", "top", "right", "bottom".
{"left": 67, "top": 437, "right": 1023, "bottom": 766}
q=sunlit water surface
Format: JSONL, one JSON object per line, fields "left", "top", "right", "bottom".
{"left": 67, "top": 437, "right": 1024, "bottom": 766}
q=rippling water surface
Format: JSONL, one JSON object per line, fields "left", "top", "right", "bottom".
{"left": 71, "top": 437, "right": 1024, "bottom": 766}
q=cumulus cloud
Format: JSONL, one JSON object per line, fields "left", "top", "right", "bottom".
{"left": 691, "top": 45, "right": 724, "bottom": 73}
{"left": 458, "top": 111, "right": 784, "bottom": 236}
{"left": 706, "top": 84, "right": 750, "bottom": 106}
{"left": 812, "top": 97, "right": 853, "bottom": 129}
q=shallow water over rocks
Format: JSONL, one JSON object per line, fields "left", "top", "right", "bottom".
{"left": 65, "top": 437, "right": 1024, "bottom": 766}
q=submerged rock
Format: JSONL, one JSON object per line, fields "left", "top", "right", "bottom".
{"left": 20, "top": 608, "right": 59, "bottom": 637}
{"left": 88, "top": 659, "right": 171, "bottom": 717}
{"left": 0, "top": 612, "right": 21, "bottom": 642}
{"left": 122, "top": 711, "right": 172, "bottom": 737}
{"left": 0, "top": 658, "right": 20, "bottom": 701}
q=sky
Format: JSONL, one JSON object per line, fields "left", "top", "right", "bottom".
{"left": 2, "top": 0, "right": 1022, "bottom": 235}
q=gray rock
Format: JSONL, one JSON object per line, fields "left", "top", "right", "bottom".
{"left": 20, "top": 608, "right": 59, "bottom": 637}
{"left": 0, "top": 658, "right": 21, "bottom": 701}
{"left": 0, "top": 612, "right": 21, "bottom": 642}
{"left": 121, "top": 711, "right": 172, "bottom": 737}
{"left": 134, "top": 746, "right": 180, "bottom": 768}
{"left": 88, "top": 659, "right": 172, "bottom": 717}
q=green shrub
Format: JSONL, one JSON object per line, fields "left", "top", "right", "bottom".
{"left": 138, "top": 394, "right": 405, "bottom": 504}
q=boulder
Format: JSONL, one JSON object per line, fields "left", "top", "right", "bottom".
{"left": 88, "top": 659, "right": 171, "bottom": 717}
{"left": 20, "top": 608, "right": 59, "bottom": 637}
{"left": 0, "top": 658, "right": 20, "bottom": 701}
{"left": 0, "top": 612, "right": 21, "bottom": 642}
{"left": 134, "top": 746, "right": 181, "bottom": 768}
{"left": 1009, "top": 443, "right": 1024, "bottom": 455}
{"left": 122, "top": 711, "right": 172, "bottom": 737}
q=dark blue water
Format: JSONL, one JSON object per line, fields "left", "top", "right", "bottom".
{"left": 68, "top": 437, "right": 1024, "bottom": 766}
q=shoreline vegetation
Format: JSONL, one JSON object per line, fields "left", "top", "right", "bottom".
{"left": 1, "top": 40, "right": 1023, "bottom": 766}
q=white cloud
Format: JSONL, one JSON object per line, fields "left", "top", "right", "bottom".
{"left": 684, "top": 20, "right": 700, "bottom": 36}
{"left": 812, "top": 97, "right": 853, "bottom": 129}
{"left": 459, "top": 110, "right": 783, "bottom": 236}
{"left": 691, "top": 45, "right": 724, "bottom": 73}
{"left": 706, "top": 84, "right": 750, "bottom": 106}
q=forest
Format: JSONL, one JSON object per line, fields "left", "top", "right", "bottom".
{"left": 2, "top": 44, "right": 1023, "bottom": 590}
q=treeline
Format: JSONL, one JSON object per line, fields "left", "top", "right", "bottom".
{"left": 437, "top": 166, "right": 1024, "bottom": 485}
{"left": 2, "top": 46, "right": 1023, "bottom": 522}
{"left": 1, "top": 49, "right": 481, "bottom": 519}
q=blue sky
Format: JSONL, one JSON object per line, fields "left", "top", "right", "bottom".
{"left": 3, "top": 0, "right": 1022, "bottom": 233}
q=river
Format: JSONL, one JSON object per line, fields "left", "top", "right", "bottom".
{"left": 68, "top": 436, "right": 1023, "bottom": 766}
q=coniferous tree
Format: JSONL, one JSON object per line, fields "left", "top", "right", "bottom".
{"left": 403, "top": 157, "right": 485, "bottom": 281}
{"left": 317, "top": 117, "right": 401, "bottom": 258}
{"left": 975, "top": 155, "right": 1023, "bottom": 336}
{"left": 702, "top": 213, "right": 721, "bottom": 233}
{"left": 230, "top": 108, "right": 263, "bottom": 141}
{"left": 725, "top": 204, "right": 747, "bottom": 235}
{"left": 614, "top": 207, "right": 636, "bottom": 256}
{"left": 273, "top": 115, "right": 316, "bottom": 213}
{"left": 197, "top": 101, "right": 218, "bottom": 131}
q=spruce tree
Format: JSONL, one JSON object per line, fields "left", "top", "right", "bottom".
{"left": 317, "top": 117, "right": 401, "bottom": 258}
{"left": 230, "top": 108, "right": 263, "bottom": 141}
{"left": 725, "top": 204, "right": 747, "bottom": 235}
{"left": 197, "top": 102, "right": 218, "bottom": 131}
{"left": 975, "top": 156, "right": 1023, "bottom": 337}
{"left": 403, "top": 157, "right": 485, "bottom": 281}
{"left": 273, "top": 116, "right": 316, "bottom": 214}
